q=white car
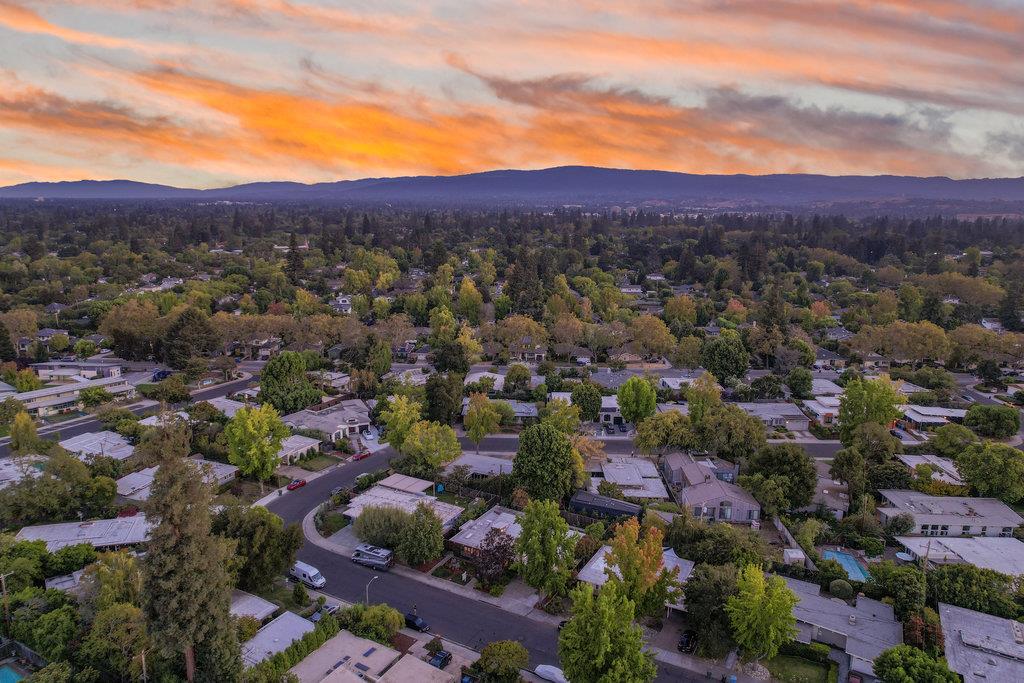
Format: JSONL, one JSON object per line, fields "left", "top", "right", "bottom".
{"left": 534, "top": 665, "right": 568, "bottom": 683}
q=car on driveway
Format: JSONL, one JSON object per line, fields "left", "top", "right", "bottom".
{"left": 603, "top": 425, "right": 615, "bottom": 436}
{"left": 404, "top": 613, "right": 430, "bottom": 632}
{"left": 428, "top": 650, "right": 452, "bottom": 669}
{"left": 286, "top": 479, "right": 307, "bottom": 491}
{"left": 617, "top": 423, "right": 628, "bottom": 433}
{"left": 330, "top": 486, "right": 344, "bottom": 497}
{"left": 677, "top": 629, "right": 697, "bottom": 653}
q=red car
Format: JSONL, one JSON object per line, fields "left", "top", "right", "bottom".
{"left": 351, "top": 451, "right": 370, "bottom": 461}
{"left": 286, "top": 479, "right": 307, "bottom": 491}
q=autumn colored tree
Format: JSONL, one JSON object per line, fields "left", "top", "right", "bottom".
{"left": 605, "top": 517, "right": 682, "bottom": 617}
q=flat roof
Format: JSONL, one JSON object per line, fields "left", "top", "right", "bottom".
{"left": 0, "top": 456, "right": 44, "bottom": 490}
{"left": 230, "top": 589, "right": 278, "bottom": 623}
{"left": 59, "top": 430, "right": 135, "bottom": 462}
{"left": 15, "top": 375, "right": 130, "bottom": 401}
{"left": 242, "top": 611, "right": 315, "bottom": 667}
{"left": 578, "top": 545, "right": 693, "bottom": 606}
{"left": 346, "top": 486, "right": 464, "bottom": 528}
{"left": 737, "top": 401, "right": 807, "bottom": 419}
{"left": 445, "top": 453, "right": 513, "bottom": 477}
{"left": 896, "top": 454, "right": 964, "bottom": 486}
{"left": 201, "top": 396, "right": 245, "bottom": 417}
{"left": 450, "top": 505, "right": 521, "bottom": 550}
{"left": 16, "top": 514, "right": 152, "bottom": 551}
{"left": 940, "top": 603, "right": 1024, "bottom": 683}
{"left": 377, "top": 473, "right": 433, "bottom": 494}
{"left": 291, "top": 630, "right": 400, "bottom": 683}
{"left": 116, "top": 458, "right": 238, "bottom": 500}
{"left": 895, "top": 536, "right": 1024, "bottom": 575}
{"left": 377, "top": 654, "right": 456, "bottom": 683}
{"left": 278, "top": 434, "right": 321, "bottom": 457}
{"left": 878, "top": 490, "right": 1023, "bottom": 527}
{"left": 594, "top": 457, "right": 668, "bottom": 499}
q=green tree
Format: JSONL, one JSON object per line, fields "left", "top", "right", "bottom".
{"left": 838, "top": 378, "right": 903, "bottom": 446}
{"left": 515, "top": 499, "right": 577, "bottom": 597}
{"left": 725, "top": 565, "right": 798, "bottom": 660}
{"left": 558, "top": 581, "right": 657, "bottom": 683}
{"left": 224, "top": 403, "right": 289, "bottom": 493}
{"left": 540, "top": 398, "right": 581, "bottom": 434}
{"left": 830, "top": 447, "right": 867, "bottom": 509}
{"left": 9, "top": 411, "right": 38, "bottom": 454}
{"left": 512, "top": 423, "right": 576, "bottom": 501}
{"left": 162, "top": 307, "right": 219, "bottom": 370}
{"left": 957, "top": 442, "right": 1024, "bottom": 503}
{"left": 785, "top": 367, "right": 813, "bottom": 399}
{"left": 873, "top": 645, "right": 958, "bottom": 683}
{"left": 399, "top": 421, "right": 461, "bottom": 477}
{"left": 365, "top": 338, "right": 392, "bottom": 376}
{"left": 701, "top": 329, "right": 749, "bottom": 382}
{"left": 635, "top": 409, "right": 695, "bottom": 454}
{"left": 929, "top": 423, "right": 978, "bottom": 458}
{"left": 397, "top": 502, "right": 444, "bottom": 566}
{"left": 570, "top": 382, "right": 602, "bottom": 422}
{"left": 424, "top": 372, "right": 463, "bottom": 425}
{"left": 698, "top": 404, "right": 767, "bottom": 463}
{"left": 738, "top": 473, "right": 788, "bottom": 517}
{"left": 474, "top": 640, "right": 529, "bottom": 683}
{"left": 79, "top": 386, "right": 113, "bottom": 407}
{"left": 870, "top": 561, "right": 926, "bottom": 619}
{"left": 926, "top": 563, "right": 1019, "bottom": 618}
{"left": 212, "top": 504, "right": 302, "bottom": 592}
{"left": 687, "top": 372, "right": 722, "bottom": 424}
{"left": 79, "top": 602, "right": 149, "bottom": 679}
{"left": 464, "top": 393, "right": 501, "bottom": 452}
{"left": 457, "top": 277, "right": 484, "bottom": 325}
{"left": 617, "top": 375, "right": 657, "bottom": 425}
{"left": 257, "top": 351, "right": 321, "bottom": 414}
{"left": 353, "top": 506, "right": 411, "bottom": 548}
{"left": 605, "top": 517, "right": 681, "bottom": 618}
{"left": 964, "top": 404, "right": 1020, "bottom": 438}
{"left": 142, "top": 434, "right": 240, "bottom": 681}
{"left": 31, "top": 605, "right": 78, "bottom": 662}
{"left": 0, "top": 321, "right": 15, "bottom": 361}
{"left": 503, "top": 364, "right": 532, "bottom": 396}
{"left": 380, "top": 395, "right": 422, "bottom": 451}
{"left": 73, "top": 338, "right": 97, "bottom": 359}
{"left": 747, "top": 443, "right": 817, "bottom": 509}
{"left": 683, "top": 563, "right": 739, "bottom": 656}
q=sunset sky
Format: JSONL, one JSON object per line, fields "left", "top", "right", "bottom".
{"left": 1, "top": 0, "right": 1023, "bottom": 187}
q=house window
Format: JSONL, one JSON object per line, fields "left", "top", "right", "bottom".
{"left": 939, "top": 525, "right": 949, "bottom": 536}
{"left": 747, "top": 509, "right": 755, "bottom": 520}
{"left": 1000, "top": 527, "right": 1013, "bottom": 537}
{"left": 961, "top": 526, "right": 971, "bottom": 534}
{"left": 693, "top": 506, "right": 702, "bottom": 516}
{"left": 719, "top": 502, "right": 732, "bottom": 521}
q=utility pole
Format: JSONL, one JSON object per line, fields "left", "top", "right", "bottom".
{"left": 365, "top": 575, "right": 379, "bottom": 606}
{"left": 0, "top": 572, "right": 12, "bottom": 632}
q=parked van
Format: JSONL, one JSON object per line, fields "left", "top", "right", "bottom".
{"left": 290, "top": 561, "right": 326, "bottom": 589}
{"left": 351, "top": 543, "right": 394, "bottom": 571}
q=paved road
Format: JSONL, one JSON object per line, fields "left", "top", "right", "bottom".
{"left": 266, "top": 449, "right": 701, "bottom": 682}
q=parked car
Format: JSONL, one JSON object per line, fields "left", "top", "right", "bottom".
{"left": 352, "top": 543, "right": 394, "bottom": 571}
{"left": 330, "top": 486, "right": 344, "bottom": 497}
{"left": 404, "top": 613, "right": 430, "bottom": 632}
{"left": 286, "top": 479, "right": 307, "bottom": 491}
{"left": 603, "top": 425, "right": 615, "bottom": 435}
{"left": 617, "top": 423, "right": 628, "bottom": 433}
{"left": 428, "top": 650, "right": 452, "bottom": 669}
{"left": 677, "top": 630, "right": 697, "bottom": 653}
{"left": 557, "top": 620, "right": 568, "bottom": 631}
{"left": 534, "top": 665, "right": 569, "bottom": 683}
{"left": 351, "top": 451, "right": 370, "bottom": 461}
{"left": 289, "top": 561, "right": 325, "bottom": 589}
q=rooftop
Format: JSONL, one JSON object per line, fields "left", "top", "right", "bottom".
{"left": 450, "top": 505, "right": 521, "bottom": 550}
{"left": 940, "top": 602, "right": 1024, "bottom": 683}
{"left": 895, "top": 454, "right": 964, "bottom": 486}
{"left": 377, "top": 654, "right": 455, "bottom": 683}
{"left": 592, "top": 457, "right": 668, "bottom": 499}
{"left": 230, "top": 589, "right": 278, "bottom": 623}
{"left": 16, "top": 514, "right": 152, "bottom": 551}
{"left": 578, "top": 545, "right": 693, "bottom": 608}
{"left": 295, "top": 630, "right": 401, "bottom": 683}
{"left": 895, "top": 536, "right": 1024, "bottom": 575}
{"left": 346, "top": 484, "right": 463, "bottom": 528}
{"left": 878, "top": 490, "right": 1023, "bottom": 527}
{"left": 117, "top": 458, "right": 238, "bottom": 501}
{"left": 242, "top": 611, "right": 315, "bottom": 668}
{"left": 58, "top": 430, "right": 135, "bottom": 462}
{"left": 445, "top": 453, "right": 513, "bottom": 477}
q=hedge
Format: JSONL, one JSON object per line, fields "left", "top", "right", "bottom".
{"left": 778, "top": 640, "right": 832, "bottom": 664}
{"left": 244, "top": 614, "right": 340, "bottom": 682}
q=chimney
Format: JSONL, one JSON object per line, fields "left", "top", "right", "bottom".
{"left": 848, "top": 615, "right": 857, "bottom": 625}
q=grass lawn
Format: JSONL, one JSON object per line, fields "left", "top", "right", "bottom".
{"left": 766, "top": 655, "right": 830, "bottom": 683}
{"left": 435, "top": 491, "right": 474, "bottom": 507}
{"left": 317, "top": 511, "right": 349, "bottom": 537}
{"left": 216, "top": 475, "right": 291, "bottom": 504}
{"left": 297, "top": 454, "right": 341, "bottom": 472}
{"left": 258, "top": 579, "right": 316, "bottom": 616}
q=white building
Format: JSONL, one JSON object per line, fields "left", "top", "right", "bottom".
{"left": 894, "top": 536, "right": 1024, "bottom": 575}
{"left": 116, "top": 458, "right": 238, "bottom": 501}
{"left": 17, "top": 514, "right": 152, "bottom": 551}
{"left": 6, "top": 375, "right": 136, "bottom": 416}
{"left": 282, "top": 399, "right": 370, "bottom": 441}
{"left": 878, "top": 490, "right": 1023, "bottom": 537}
{"left": 277, "top": 435, "right": 321, "bottom": 465}
{"left": 590, "top": 457, "right": 669, "bottom": 499}
{"left": 59, "top": 430, "right": 135, "bottom": 462}
{"left": 345, "top": 474, "right": 464, "bottom": 531}
{"left": 242, "top": 612, "right": 315, "bottom": 667}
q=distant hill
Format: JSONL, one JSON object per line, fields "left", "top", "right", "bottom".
{"left": 3, "top": 166, "right": 1024, "bottom": 209}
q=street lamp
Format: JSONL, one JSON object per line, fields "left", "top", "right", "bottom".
{"left": 365, "top": 575, "right": 379, "bottom": 606}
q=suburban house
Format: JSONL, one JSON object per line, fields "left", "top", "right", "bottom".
{"left": 282, "top": 399, "right": 371, "bottom": 441}
{"left": 277, "top": 435, "right": 322, "bottom": 465}
{"left": 895, "top": 454, "right": 964, "bottom": 486}
{"left": 31, "top": 359, "right": 123, "bottom": 383}
{"left": 344, "top": 474, "right": 464, "bottom": 531}
{"left": 2, "top": 375, "right": 136, "bottom": 416}
{"left": 814, "top": 346, "right": 846, "bottom": 369}
{"left": 17, "top": 514, "right": 152, "bottom": 551}
{"left": 900, "top": 405, "right": 967, "bottom": 430}
{"left": 877, "top": 490, "right": 1024, "bottom": 537}
{"left": 230, "top": 589, "right": 278, "bottom": 624}
{"left": 449, "top": 505, "right": 521, "bottom": 558}
{"left": 445, "top": 453, "right": 514, "bottom": 478}
{"left": 784, "top": 576, "right": 903, "bottom": 682}
{"left": 242, "top": 612, "right": 315, "bottom": 668}
{"left": 0, "top": 455, "right": 44, "bottom": 490}
{"left": 662, "top": 452, "right": 738, "bottom": 488}
{"left": 736, "top": 402, "right": 810, "bottom": 432}
{"left": 59, "top": 430, "right": 135, "bottom": 463}
{"left": 589, "top": 457, "right": 669, "bottom": 499}
{"left": 679, "top": 476, "right": 761, "bottom": 524}
{"left": 824, "top": 326, "right": 854, "bottom": 342}
{"left": 577, "top": 545, "right": 693, "bottom": 615}
{"left": 599, "top": 395, "right": 623, "bottom": 424}
{"left": 940, "top": 603, "right": 1024, "bottom": 683}
{"left": 569, "top": 490, "right": 642, "bottom": 520}
{"left": 894, "top": 536, "right": 1024, "bottom": 575}
{"left": 198, "top": 396, "right": 245, "bottom": 418}
{"left": 508, "top": 338, "right": 547, "bottom": 362}
{"left": 810, "top": 378, "right": 843, "bottom": 396}
{"left": 116, "top": 458, "right": 238, "bottom": 501}
{"left": 803, "top": 395, "right": 842, "bottom": 425}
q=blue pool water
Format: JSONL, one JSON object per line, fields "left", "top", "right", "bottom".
{"left": 0, "top": 665, "right": 25, "bottom": 683}
{"left": 823, "top": 550, "right": 871, "bottom": 582}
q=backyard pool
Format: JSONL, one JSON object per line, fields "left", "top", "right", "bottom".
{"left": 0, "top": 664, "right": 25, "bottom": 683}
{"left": 823, "top": 550, "right": 871, "bottom": 582}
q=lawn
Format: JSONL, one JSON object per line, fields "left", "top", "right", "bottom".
{"left": 435, "top": 491, "right": 474, "bottom": 507}
{"left": 766, "top": 655, "right": 831, "bottom": 683}
{"left": 258, "top": 579, "right": 316, "bottom": 617}
{"left": 296, "top": 454, "right": 342, "bottom": 472}
{"left": 316, "top": 511, "right": 349, "bottom": 537}
{"left": 216, "top": 475, "right": 291, "bottom": 504}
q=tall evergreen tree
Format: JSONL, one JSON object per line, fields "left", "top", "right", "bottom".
{"left": 0, "top": 322, "right": 15, "bottom": 362}
{"left": 142, "top": 424, "right": 241, "bottom": 682}
{"left": 286, "top": 231, "right": 304, "bottom": 284}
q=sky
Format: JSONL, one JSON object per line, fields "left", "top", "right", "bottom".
{"left": 1, "top": 0, "right": 1023, "bottom": 187}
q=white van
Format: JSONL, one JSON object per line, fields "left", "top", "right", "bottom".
{"left": 290, "top": 561, "right": 326, "bottom": 589}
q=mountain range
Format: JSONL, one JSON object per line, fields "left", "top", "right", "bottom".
{"left": 2, "top": 166, "right": 1024, "bottom": 210}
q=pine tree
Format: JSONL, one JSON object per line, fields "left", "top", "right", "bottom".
{"left": 286, "top": 231, "right": 304, "bottom": 284}
{"left": 142, "top": 424, "right": 241, "bottom": 682}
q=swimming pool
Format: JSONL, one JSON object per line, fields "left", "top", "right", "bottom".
{"left": 823, "top": 550, "right": 871, "bottom": 582}
{"left": 0, "top": 664, "right": 25, "bottom": 683}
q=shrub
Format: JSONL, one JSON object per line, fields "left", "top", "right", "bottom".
{"left": 779, "top": 640, "right": 831, "bottom": 664}
{"left": 246, "top": 615, "right": 339, "bottom": 681}
{"left": 352, "top": 505, "right": 412, "bottom": 548}
{"left": 292, "top": 582, "right": 308, "bottom": 606}
{"left": 829, "top": 579, "right": 853, "bottom": 600}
